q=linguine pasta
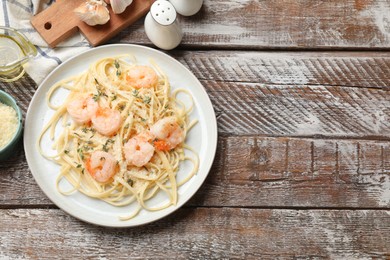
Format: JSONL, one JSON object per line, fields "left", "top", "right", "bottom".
{"left": 38, "top": 56, "right": 199, "bottom": 220}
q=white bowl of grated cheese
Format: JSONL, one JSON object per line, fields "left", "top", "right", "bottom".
{"left": 0, "top": 90, "right": 22, "bottom": 161}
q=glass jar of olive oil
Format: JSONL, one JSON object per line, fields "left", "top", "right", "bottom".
{"left": 0, "top": 26, "right": 37, "bottom": 82}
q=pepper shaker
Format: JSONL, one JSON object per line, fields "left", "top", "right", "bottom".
{"left": 169, "top": 0, "right": 203, "bottom": 16}
{"left": 144, "top": 0, "right": 183, "bottom": 50}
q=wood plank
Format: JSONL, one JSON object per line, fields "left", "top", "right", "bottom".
{"left": 4, "top": 53, "right": 390, "bottom": 137}
{"left": 0, "top": 147, "right": 50, "bottom": 205}
{"left": 0, "top": 208, "right": 388, "bottom": 258}
{"left": 1, "top": 137, "right": 390, "bottom": 209}
{"left": 177, "top": 51, "right": 390, "bottom": 137}
{"left": 5, "top": 51, "right": 390, "bottom": 91}
{"left": 16, "top": 51, "right": 390, "bottom": 88}
{"left": 173, "top": 51, "right": 390, "bottom": 88}
{"left": 194, "top": 137, "right": 390, "bottom": 208}
{"left": 0, "top": 74, "right": 35, "bottom": 115}
{"left": 113, "top": 0, "right": 390, "bottom": 49}
{"left": 0, "top": 136, "right": 225, "bottom": 206}
{"left": 207, "top": 81, "right": 390, "bottom": 137}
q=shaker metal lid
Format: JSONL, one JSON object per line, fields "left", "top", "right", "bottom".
{"left": 150, "top": 0, "right": 176, "bottom": 26}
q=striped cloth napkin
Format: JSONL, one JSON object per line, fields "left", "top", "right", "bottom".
{"left": 1, "top": 0, "right": 91, "bottom": 84}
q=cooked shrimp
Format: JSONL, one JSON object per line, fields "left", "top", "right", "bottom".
{"left": 124, "top": 132, "right": 155, "bottom": 167}
{"left": 66, "top": 94, "right": 98, "bottom": 124}
{"left": 91, "top": 107, "right": 122, "bottom": 136}
{"left": 126, "top": 65, "right": 158, "bottom": 89}
{"left": 150, "top": 117, "right": 184, "bottom": 151}
{"left": 85, "top": 151, "right": 117, "bottom": 183}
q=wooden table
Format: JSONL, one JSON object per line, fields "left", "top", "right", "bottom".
{"left": 1, "top": 1, "right": 390, "bottom": 258}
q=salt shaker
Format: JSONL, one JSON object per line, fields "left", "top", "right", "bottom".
{"left": 144, "top": 0, "right": 183, "bottom": 50}
{"left": 169, "top": 0, "right": 203, "bottom": 16}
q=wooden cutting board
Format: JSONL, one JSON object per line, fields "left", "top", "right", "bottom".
{"left": 31, "top": 0, "right": 154, "bottom": 48}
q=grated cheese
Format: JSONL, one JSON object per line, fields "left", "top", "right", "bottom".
{"left": 0, "top": 102, "right": 18, "bottom": 149}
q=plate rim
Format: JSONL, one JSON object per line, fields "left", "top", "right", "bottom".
{"left": 24, "top": 44, "right": 218, "bottom": 227}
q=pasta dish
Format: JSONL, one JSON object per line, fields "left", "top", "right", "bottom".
{"left": 38, "top": 56, "right": 199, "bottom": 220}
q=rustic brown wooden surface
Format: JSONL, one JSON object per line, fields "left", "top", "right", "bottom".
{"left": 112, "top": 0, "right": 390, "bottom": 49}
{"left": 0, "top": 208, "right": 389, "bottom": 259}
{"left": 1, "top": 0, "right": 390, "bottom": 258}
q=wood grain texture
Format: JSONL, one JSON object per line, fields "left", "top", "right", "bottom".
{"left": 0, "top": 208, "right": 389, "bottom": 259}
{"left": 196, "top": 137, "right": 390, "bottom": 208}
{"left": 173, "top": 51, "right": 390, "bottom": 88}
{"left": 4, "top": 1, "right": 390, "bottom": 257}
{"left": 0, "top": 74, "right": 35, "bottom": 116}
{"left": 1, "top": 53, "right": 390, "bottom": 208}
{"left": 4, "top": 52, "right": 390, "bottom": 138}
{"left": 1, "top": 137, "right": 390, "bottom": 209}
{"left": 10, "top": 51, "right": 390, "bottom": 89}
{"left": 112, "top": 0, "right": 390, "bottom": 49}
{"left": 208, "top": 81, "right": 390, "bottom": 137}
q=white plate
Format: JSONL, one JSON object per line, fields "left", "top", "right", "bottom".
{"left": 24, "top": 44, "right": 217, "bottom": 227}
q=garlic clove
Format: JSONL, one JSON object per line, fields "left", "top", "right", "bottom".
{"left": 74, "top": 0, "right": 110, "bottom": 26}
{"left": 110, "top": 0, "right": 133, "bottom": 14}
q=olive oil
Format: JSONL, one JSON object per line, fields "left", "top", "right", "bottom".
{"left": 0, "top": 26, "right": 37, "bottom": 82}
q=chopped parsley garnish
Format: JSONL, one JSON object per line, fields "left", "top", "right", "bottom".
{"left": 77, "top": 148, "right": 85, "bottom": 160}
{"left": 143, "top": 96, "right": 151, "bottom": 104}
{"left": 93, "top": 86, "right": 107, "bottom": 101}
{"left": 102, "top": 139, "right": 114, "bottom": 152}
{"left": 92, "top": 93, "right": 100, "bottom": 102}
{"left": 114, "top": 60, "right": 121, "bottom": 77}
{"left": 132, "top": 89, "right": 139, "bottom": 97}
{"left": 83, "top": 145, "right": 92, "bottom": 151}
{"left": 114, "top": 60, "right": 120, "bottom": 69}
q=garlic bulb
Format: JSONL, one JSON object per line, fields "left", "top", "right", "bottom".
{"left": 74, "top": 0, "right": 110, "bottom": 26}
{"left": 110, "top": 0, "right": 133, "bottom": 14}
